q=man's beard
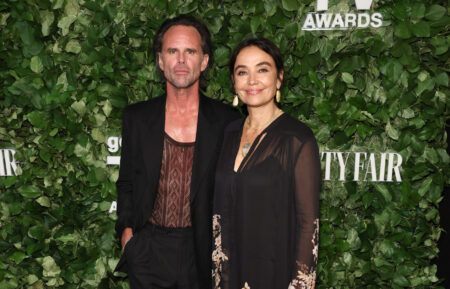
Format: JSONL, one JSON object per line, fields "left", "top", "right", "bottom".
{"left": 165, "top": 72, "right": 200, "bottom": 89}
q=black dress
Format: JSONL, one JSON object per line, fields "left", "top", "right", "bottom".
{"left": 212, "top": 113, "right": 320, "bottom": 289}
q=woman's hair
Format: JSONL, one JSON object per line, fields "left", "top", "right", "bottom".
{"left": 229, "top": 38, "right": 284, "bottom": 81}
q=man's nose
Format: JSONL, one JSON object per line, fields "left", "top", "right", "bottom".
{"left": 177, "top": 52, "right": 185, "bottom": 64}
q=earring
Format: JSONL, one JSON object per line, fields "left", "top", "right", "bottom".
{"left": 233, "top": 95, "right": 239, "bottom": 107}
{"left": 276, "top": 89, "right": 281, "bottom": 103}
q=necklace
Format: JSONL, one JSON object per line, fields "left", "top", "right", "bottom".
{"left": 241, "top": 109, "right": 282, "bottom": 157}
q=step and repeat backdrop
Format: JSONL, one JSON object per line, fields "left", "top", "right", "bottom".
{"left": 0, "top": 0, "right": 449, "bottom": 288}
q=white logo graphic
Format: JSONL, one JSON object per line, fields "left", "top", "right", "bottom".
{"left": 0, "top": 149, "right": 19, "bottom": 176}
{"left": 321, "top": 151, "right": 402, "bottom": 182}
{"left": 106, "top": 136, "right": 121, "bottom": 165}
{"left": 302, "top": 0, "right": 383, "bottom": 31}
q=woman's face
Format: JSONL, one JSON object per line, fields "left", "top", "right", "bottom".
{"left": 233, "top": 46, "right": 283, "bottom": 108}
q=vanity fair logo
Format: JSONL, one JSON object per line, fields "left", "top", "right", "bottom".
{"left": 302, "top": 0, "right": 383, "bottom": 31}
{"left": 106, "top": 136, "right": 121, "bottom": 213}
{"left": 106, "top": 136, "right": 121, "bottom": 165}
{"left": 0, "top": 149, "right": 19, "bottom": 176}
{"left": 321, "top": 151, "right": 402, "bottom": 182}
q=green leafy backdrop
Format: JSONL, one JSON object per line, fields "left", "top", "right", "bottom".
{"left": 0, "top": 0, "right": 448, "bottom": 288}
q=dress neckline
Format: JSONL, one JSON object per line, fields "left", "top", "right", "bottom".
{"left": 233, "top": 112, "right": 286, "bottom": 173}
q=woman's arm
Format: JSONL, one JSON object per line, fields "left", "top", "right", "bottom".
{"left": 290, "top": 137, "right": 321, "bottom": 289}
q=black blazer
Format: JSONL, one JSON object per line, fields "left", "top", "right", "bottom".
{"left": 115, "top": 94, "right": 240, "bottom": 288}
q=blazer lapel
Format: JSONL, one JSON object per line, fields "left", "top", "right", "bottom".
{"left": 141, "top": 96, "right": 166, "bottom": 188}
{"left": 190, "top": 95, "right": 221, "bottom": 202}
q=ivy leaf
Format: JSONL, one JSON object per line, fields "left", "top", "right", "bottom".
{"left": 435, "top": 72, "right": 448, "bottom": 86}
{"left": 65, "top": 40, "right": 81, "bottom": 54}
{"left": 30, "top": 56, "right": 43, "bottom": 73}
{"left": 28, "top": 225, "right": 45, "bottom": 240}
{"left": 41, "top": 256, "right": 61, "bottom": 278}
{"left": 15, "top": 21, "right": 34, "bottom": 45}
{"left": 281, "top": 0, "right": 298, "bottom": 11}
{"left": 284, "top": 22, "right": 298, "bottom": 39}
{"left": 9, "top": 251, "right": 26, "bottom": 264}
{"left": 214, "top": 46, "right": 230, "bottom": 67}
{"left": 394, "top": 22, "right": 412, "bottom": 39}
{"left": 26, "top": 111, "right": 47, "bottom": 129}
{"left": 71, "top": 100, "right": 86, "bottom": 115}
{"left": 341, "top": 72, "right": 354, "bottom": 84}
{"left": 18, "top": 185, "right": 41, "bottom": 198}
{"left": 425, "top": 5, "right": 446, "bottom": 21}
{"left": 412, "top": 21, "right": 430, "bottom": 37}
{"left": 411, "top": 3, "right": 425, "bottom": 19}
{"left": 393, "top": 272, "right": 410, "bottom": 286}
{"left": 39, "top": 10, "right": 54, "bottom": 36}
{"left": 36, "top": 196, "right": 51, "bottom": 207}
{"left": 374, "top": 183, "right": 392, "bottom": 202}
{"left": 386, "top": 121, "right": 399, "bottom": 140}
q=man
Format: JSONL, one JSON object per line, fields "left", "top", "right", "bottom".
{"left": 114, "top": 15, "right": 240, "bottom": 289}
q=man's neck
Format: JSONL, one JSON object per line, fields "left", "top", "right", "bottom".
{"left": 165, "top": 82, "right": 200, "bottom": 113}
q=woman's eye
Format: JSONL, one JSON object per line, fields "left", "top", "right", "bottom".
{"left": 237, "top": 71, "right": 246, "bottom": 76}
{"left": 259, "top": 68, "right": 268, "bottom": 73}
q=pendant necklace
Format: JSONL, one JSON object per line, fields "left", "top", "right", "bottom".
{"left": 241, "top": 109, "right": 282, "bottom": 157}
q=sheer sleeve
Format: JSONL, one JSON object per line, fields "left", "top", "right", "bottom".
{"left": 290, "top": 136, "right": 320, "bottom": 289}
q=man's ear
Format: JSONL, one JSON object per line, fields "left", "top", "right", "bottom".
{"left": 200, "top": 54, "right": 209, "bottom": 72}
{"left": 158, "top": 52, "right": 164, "bottom": 71}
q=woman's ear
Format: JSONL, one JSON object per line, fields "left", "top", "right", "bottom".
{"left": 277, "top": 70, "right": 284, "bottom": 89}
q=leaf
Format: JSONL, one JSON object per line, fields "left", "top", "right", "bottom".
{"left": 18, "top": 185, "right": 41, "bottom": 198}
{"left": 36, "top": 196, "right": 51, "bottom": 207}
{"left": 40, "top": 10, "right": 54, "bottom": 36}
{"left": 341, "top": 72, "right": 354, "bottom": 84}
{"left": 418, "top": 178, "right": 432, "bottom": 197}
{"left": 386, "top": 121, "right": 399, "bottom": 140}
{"left": 41, "top": 256, "right": 61, "bottom": 278}
{"left": 284, "top": 22, "right": 298, "bottom": 39}
{"left": 394, "top": 22, "right": 412, "bottom": 39}
{"left": 411, "top": 3, "right": 426, "bottom": 19}
{"left": 425, "top": 5, "right": 446, "bottom": 21}
{"left": 393, "top": 272, "right": 410, "bottom": 286}
{"left": 9, "top": 251, "right": 26, "bottom": 264}
{"left": 28, "top": 225, "right": 45, "bottom": 240}
{"left": 15, "top": 21, "right": 34, "bottom": 45}
{"left": 57, "top": 15, "right": 76, "bottom": 36}
{"left": 281, "top": 0, "right": 298, "bottom": 11}
{"left": 30, "top": 56, "right": 44, "bottom": 73}
{"left": 65, "top": 40, "right": 81, "bottom": 54}
{"left": 412, "top": 21, "right": 430, "bottom": 37}
{"left": 435, "top": 72, "right": 448, "bottom": 86}
{"left": 374, "top": 183, "right": 392, "bottom": 202}
{"left": 71, "top": 100, "right": 86, "bottom": 115}
{"left": 213, "top": 46, "right": 230, "bottom": 67}
{"left": 26, "top": 111, "right": 47, "bottom": 129}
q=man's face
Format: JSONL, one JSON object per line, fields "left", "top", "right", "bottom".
{"left": 158, "top": 25, "right": 209, "bottom": 89}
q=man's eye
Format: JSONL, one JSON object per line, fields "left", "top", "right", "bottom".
{"left": 168, "top": 49, "right": 176, "bottom": 54}
{"left": 186, "top": 50, "right": 194, "bottom": 54}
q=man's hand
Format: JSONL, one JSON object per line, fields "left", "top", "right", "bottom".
{"left": 121, "top": 227, "right": 133, "bottom": 251}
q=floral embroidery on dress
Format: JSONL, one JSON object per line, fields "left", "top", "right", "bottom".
{"left": 212, "top": 214, "right": 228, "bottom": 288}
{"left": 291, "top": 218, "right": 319, "bottom": 289}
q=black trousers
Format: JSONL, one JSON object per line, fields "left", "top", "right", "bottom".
{"left": 118, "top": 223, "right": 199, "bottom": 289}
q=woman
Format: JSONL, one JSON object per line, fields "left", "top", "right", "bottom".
{"left": 212, "top": 38, "right": 320, "bottom": 289}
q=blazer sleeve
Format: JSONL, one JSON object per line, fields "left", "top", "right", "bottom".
{"left": 115, "top": 107, "right": 134, "bottom": 238}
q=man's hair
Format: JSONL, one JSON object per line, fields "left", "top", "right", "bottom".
{"left": 153, "top": 15, "right": 213, "bottom": 86}
{"left": 229, "top": 38, "right": 284, "bottom": 82}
